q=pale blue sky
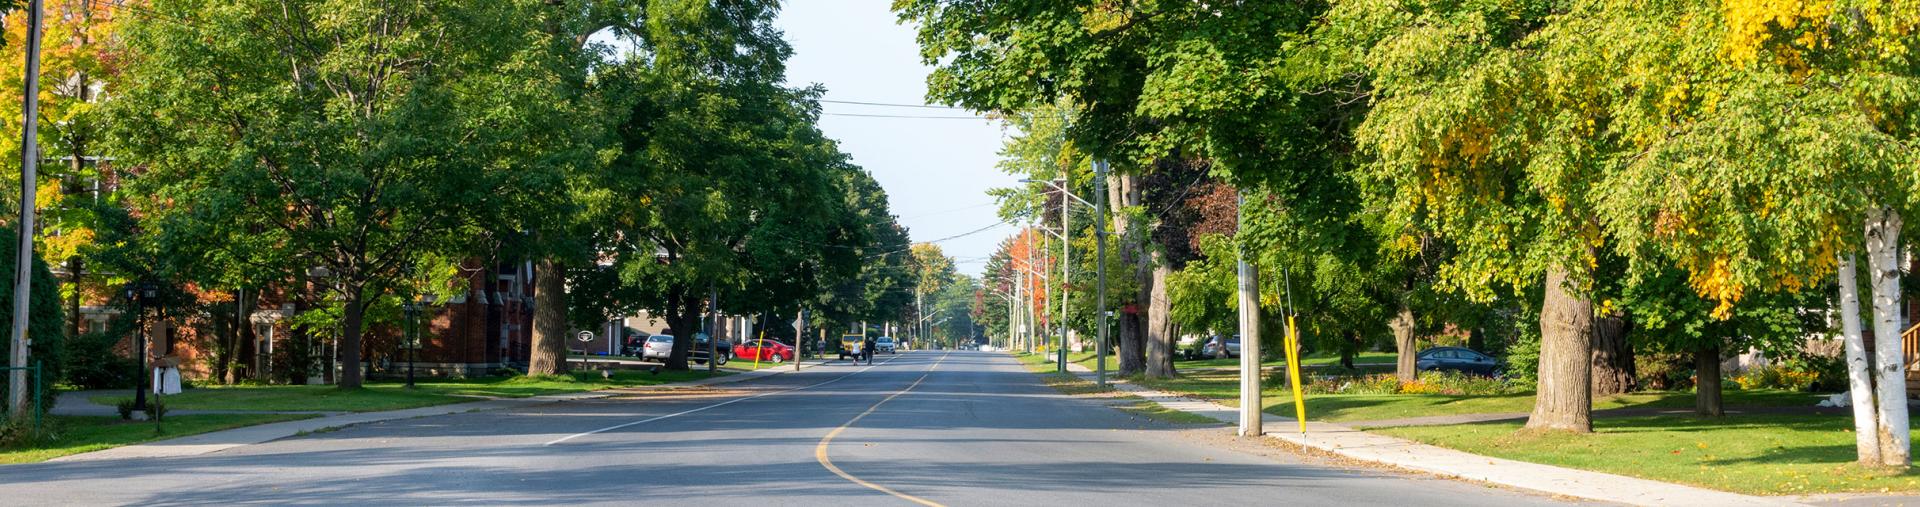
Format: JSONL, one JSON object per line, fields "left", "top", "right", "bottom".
{"left": 775, "top": 1, "right": 1013, "bottom": 277}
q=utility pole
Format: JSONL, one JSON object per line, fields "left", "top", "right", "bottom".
{"left": 1029, "top": 223, "right": 1044, "bottom": 355}
{"left": 1005, "top": 290, "right": 1014, "bottom": 350}
{"left": 1093, "top": 160, "right": 1110, "bottom": 388}
{"left": 9, "top": 0, "right": 45, "bottom": 418}
{"left": 1016, "top": 238, "right": 1026, "bottom": 354}
{"left": 1044, "top": 223, "right": 1059, "bottom": 359}
{"left": 1236, "top": 192, "right": 1263, "bottom": 437}
{"left": 1058, "top": 179, "right": 1071, "bottom": 373}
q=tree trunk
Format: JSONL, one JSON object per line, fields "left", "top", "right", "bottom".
{"left": 67, "top": 257, "right": 80, "bottom": 339}
{"left": 1118, "top": 309, "right": 1146, "bottom": 375}
{"left": 1468, "top": 326, "right": 1485, "bottom": 352}
{"left": 1392, "top": 305, "right": 1417, "bottom": 382}
{"left": 1838, "top": 253, "right": 1883, "bottom": 465}
{"left": 1866, "top": 206, "right": 1910, "bottom": 466}
{"left": 663, "top": 286, "right": 702, "bottom": 371}
{"left": 233, "top": 290, "right": 257, "bottom": 384}
{"left": 208, "top": 299, "right": 235, "bottom": 385}
{"left": 484, "top": 279, "right": 504, "bottom": 366}
{"left": 1591, "top": 310, "right": 1635, "bottom": 397}
{"left": 287, "top": 272, "right": 315, "bottom": 385}
{"left": 1524, "top": 266, "right": 1593, "bottom": 433}
{"left": 1695, "top": 341, "right": 1723, "bottom": 417}
{"left": 1145, "top": 263, "right": 1176, "bottom": 379}
{"left": 339, "top": 287, "right": 366, "bottom": 389}
{"left": 528, "top": 258, "right": 570, "bottom": 376}
{"left": 1112, "top": 172, "right": 1148, "bottom": 376}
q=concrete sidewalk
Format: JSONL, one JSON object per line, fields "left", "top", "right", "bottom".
{"left": 45, "top": 358, "right": 830, "bottom": 463}
{"left": 1061, "top": 361, "right": 1803, "bottom": 507}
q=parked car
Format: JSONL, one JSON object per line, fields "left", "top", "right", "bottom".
{"left": 734, "top": 339, "right": 795, "bottom": 363}
{"left": 1198, "top": 336, "right": 1240, "bottom": 359}
{"left": 639, "top": 334, "right": 731, "bottom": 365}
{"left": 1177, "top": 335, "right": 1207, "bottom": 359}
{"left": 620, "top": 335, "right": 649, "bottom": 357}
{"left": 1415, "top": 346, "right": 1499, "bottom": 376}
{"left": 875, "top": 336, "right": 897, "bottom": 354}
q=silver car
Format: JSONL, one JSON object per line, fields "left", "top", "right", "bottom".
{"left": 640, "top": 334, "right": 730, "bottom": 365}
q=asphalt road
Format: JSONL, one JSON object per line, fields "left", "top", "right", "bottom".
{"left": 0, "top": 350, "right": 1582, "bottom": 506}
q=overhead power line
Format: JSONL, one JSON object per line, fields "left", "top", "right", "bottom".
{"left": 821, "top": 112, "right": 990, "bottom": 120}
{"left": 819, "top": 99, "right": 967, "bottom": 110}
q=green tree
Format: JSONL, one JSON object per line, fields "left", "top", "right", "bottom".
{"left": 908, "top": 243, "right": 955, "bottom": 344}
{"left": 107, "top": 0, "right": 562, "bottom": 388}
{"left": 1577, "top": 0, "right": 1918, "bottom": 463}
{"left": 600, "top": 0, "right": 874, "bottom": 369}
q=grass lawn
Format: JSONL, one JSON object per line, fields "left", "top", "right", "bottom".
{"left": 91, "top": 369, "right": 729, "bottom": 413}
{"left": 1, "top": 414, "right": 316, "bottom": 464}
{"left": 1132, "top": 369, "right": 1825, "bottom": 422}
{"left": 1065, "top": 351, "right": 1397, "bottom": 372}
{"left": 1011, "top": 352, "right": 1220, "bottom": 425}
{"left": 1378, "top": 414, "right": 1920, "bottom": 495}
{"left": 1173, "top": 350, "right": 1398, "bottom": 369}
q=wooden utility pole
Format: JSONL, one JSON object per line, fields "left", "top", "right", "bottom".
{"left": 9, "top": 0, "right": 46, "bottom": 419}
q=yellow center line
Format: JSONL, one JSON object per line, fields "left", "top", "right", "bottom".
{"left": 815, "top": 351, "right": 951, "bottom": 507}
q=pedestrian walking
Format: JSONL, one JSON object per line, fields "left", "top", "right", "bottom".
{"left": 861, "top": 337, "right": 876, "bottom": 365}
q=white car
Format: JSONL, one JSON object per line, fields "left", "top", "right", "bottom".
{"left": 638, "top": 334, "right": 729, "bottom": 365}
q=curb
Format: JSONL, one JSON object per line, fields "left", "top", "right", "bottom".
{"left": 1059, "top": 361, "right": 1804, "bottom": 507}
{"left": 44, "top": 361, "right": 830, "bottom": 463}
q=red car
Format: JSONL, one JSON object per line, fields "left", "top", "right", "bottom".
{"left": 734, "top": 339, "right": 795, "bottom": 363}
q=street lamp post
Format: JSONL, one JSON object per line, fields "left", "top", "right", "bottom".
{"left": 124, "top": 281, "right": 158, "bottom": 411}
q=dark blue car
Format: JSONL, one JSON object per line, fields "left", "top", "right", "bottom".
{"left": 1415, "top": 347, "right": 1500, "bottom": 376}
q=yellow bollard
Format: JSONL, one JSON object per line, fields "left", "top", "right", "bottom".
{"left": 1283, "top": 315, "right": 1308, "bottom": 433}
{"left": 752, "top": 330, "right": 767, "bottom": 370}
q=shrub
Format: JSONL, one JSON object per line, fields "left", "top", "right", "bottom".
{"left": 116, "top": 399, "right": 136, "bottom": 420}
{"left": 1297, "top": 371, "right": 1513, "bottom": 396}
{"left": 0, "top": 417, "right": 52, "bottom": 447}
{"left": 64, "top": 330, "right": 140, "bottom": 390}
{"left": 1299, "top": 373, "right": 1402, "bottom": 395}
{"left": 144, "top": 397, "right": 167, "bottom": 422}
{"left": 1414, "top": 370, "right": 1511, "bottom": 395}
{"left": 1775, "top": 353, "right": 1846, "bottom": 392}
{"left": 1635, "top": 352, "right": 1695, "bottom": 390}
{"left": 1502, "top": 331, "right": 1541, "bottom": 391}
{"left": 1728, "top": 361, "right": 1834, "bottom": 392}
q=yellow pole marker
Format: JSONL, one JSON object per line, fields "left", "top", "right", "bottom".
{"left": 752, "top": 328, "right": 767, "bottom": 370}
{"left": 1284, "top": 314, "right": 1307, "bottom": 433}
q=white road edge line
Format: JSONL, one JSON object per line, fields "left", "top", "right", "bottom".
{"left": 542, "top": 352, "right": 915, "bottom": 446}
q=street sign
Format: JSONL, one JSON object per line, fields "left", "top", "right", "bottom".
{"left": 791, "top": 314, "right": 805, "bottom": 333}
{"left": 576, "top": 330, "right": 595, "bottom": 343}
